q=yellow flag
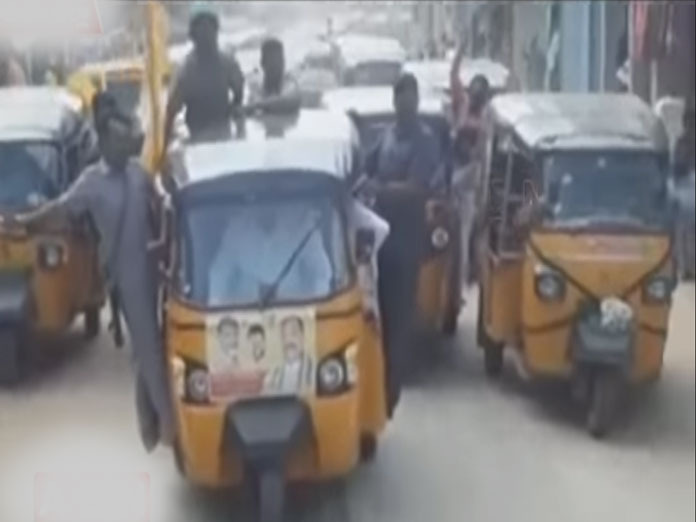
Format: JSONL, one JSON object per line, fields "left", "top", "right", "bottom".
{"left": 141, "top": 0, "right": 169, "bottom": 176}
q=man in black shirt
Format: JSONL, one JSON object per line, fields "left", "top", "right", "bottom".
{"left": 164, "top": 5, "right": 244, "bottom": 145}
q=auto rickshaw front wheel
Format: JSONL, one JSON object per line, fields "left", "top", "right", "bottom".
{"left": 360, "top": 434, "right": 378, "bottom": 463}
{"left": 586, "top": 370, "right": 621, "bottom": 439}
{"left": 476, "top": 293, "right": 504, "bottom": 378}
{"left": 442, "top": 230, "right": 462, "bottom": 337}
{"left": 254, "top": 470, "right": 284, "bottom": 522}
{"left": 0, "top": 328, "right": 25, "bottom": 385}
{"left": 84, "top": 306, "right": 101, "bottom": 339}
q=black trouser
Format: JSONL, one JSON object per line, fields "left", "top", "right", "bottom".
{"left": 378, "top": 235, "right": 420, "bottom": 416}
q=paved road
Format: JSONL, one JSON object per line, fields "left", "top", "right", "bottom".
{"left": 1, "top": 285, "right": 693, "bottom": 522}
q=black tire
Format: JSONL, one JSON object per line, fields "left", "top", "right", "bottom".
{"left": 442, "top": 233, "right": 461, "bottom": 337}
{"left": 257, "top": 470, "right": 285, "bottom": 522}
{"left": 484, "top": 344, "right": 504, "bottom": 378}
{"left": 0, "top": 328, "right": 23, "bottom": 385}
{"left": 84, "top": 306, "right": 101, "bottom": 339}
{"left": 477, "top": 292, "right": 504, "bottom": 378}
{"left": 587, "top": 371, "right": 620, "bottom": 439}
{"left": 360, "top": 434, "right": 378, "bottom": 463}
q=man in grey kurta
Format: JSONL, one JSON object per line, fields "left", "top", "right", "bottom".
{"left": 12, "top": 107, "right": 174, "bottom": 450}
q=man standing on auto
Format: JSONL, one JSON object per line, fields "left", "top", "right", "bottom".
{"left": 450, "top": 42, "right": 491, "bottom": 294}
{"left": 164, "top": 4, "right": 244, "bottom": 146}
{"left": 364, "top": 73, "right": 441, "bottom": 411}
{"left": 246, "top": 37, "right": 302, "bottom": 115}
{"left": 7, "top": 100, "right": 174, "bottom": 451}
{"left": 0, "top": 39, "right": 27, "bottom": 87}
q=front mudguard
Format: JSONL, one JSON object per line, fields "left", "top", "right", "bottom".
{"left": 224, "top": 397, "right": 311, "bottom": 470}
{"left": 224, "top": 397, "right": 311, "bottom": 522}
{"left": 0, "top": 270, "right": 31, "bottom": 325}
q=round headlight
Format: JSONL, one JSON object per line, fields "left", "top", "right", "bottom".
{"left": 535, "top": 272, "right": 564, "bottom": 301}
{"left": 431, "top": 227, "right": 450, "bottom": 250}
{"left": 318, "top": 358, "right": 346, "bottom": 394}
{"left": 644, "top": 277, "right": 671, "bottom": 302}
{"left": 186, "top": 369, "right": 210, "bottom": 403}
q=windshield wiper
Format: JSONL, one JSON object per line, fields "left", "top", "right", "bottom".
{"left": 260, "top": 215, "right": 323, "bottom": 307}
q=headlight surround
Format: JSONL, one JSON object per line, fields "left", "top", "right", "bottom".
{"left": 643, "top": 276, "right": 673, "bottom": 303}
{"left": 38, "top": 241, "right": 65, "bottom": 270}
{"left": 317, "top": 342, "right": 358, "bottom": 396}
{"left": 431, "top": 226, "right": 450, "bottom": 250}
{"left": 186, "top": 368, "right": 210, "bottom": 404}
{"left": 317, "top": 357, "right": 346, "bottom": 394}
{"left": 534, "top": 268, "right": 565, "bottom": 301}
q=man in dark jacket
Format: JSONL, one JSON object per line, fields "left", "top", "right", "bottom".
{"left": 164, "top": 5, "right": 244, "bottom": 145}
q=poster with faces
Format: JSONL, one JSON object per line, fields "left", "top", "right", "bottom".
{"left": 205, "top": 307, "right": 316, "bottom": 402}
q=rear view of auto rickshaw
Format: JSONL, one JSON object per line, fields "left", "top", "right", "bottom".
{"left": 322, "top": 86, "right": 462, "bottom": 358}
{"left": 156, "top": 110, "right": 394, "bottom": 521}
{"left": 0, "top": 87, "right": 104, "bottom": 383}
{"left": 334, "top": 33, "right": 406, "bottom": 87}
{"left": 69, "top": 56, "right": 172, "bottom": 121}
{"left": 476, "top": 93, "right": 675, "bottom": 437}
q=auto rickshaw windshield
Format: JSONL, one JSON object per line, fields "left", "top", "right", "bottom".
{"left": 542, "top": 151, "right": 670, "bottom": 230}
{"left": 178, "top": 188, "right": 351, "bottom": 307}
{"left": 105, "top": 77, "right": 142, "bottom": 116}
{"left": 0, "top": 140, "right": 60, "bottom": 211}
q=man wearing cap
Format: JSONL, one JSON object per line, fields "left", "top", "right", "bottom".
{"left": 164, "top": 4, "right": 244, "bottom": 145}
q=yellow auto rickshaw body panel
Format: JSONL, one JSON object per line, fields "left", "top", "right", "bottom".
{"left": 416, "top": 250, "right": 456, "bottom": 332}
{"left": 520, "top": 232, "right": 672, "bottom": 382}
{"left": 0, "top": 233, "right": 102, "bottom": 333}
{"left": 166, "top": 285, "right": 387, "bottom": 488}
{"left": 414, "top": 196, "right": 462, "bottom": 335}
{"left": 416, "top": 256, "right": 446, "bottom": 328}
{"left": 479, "top": 253, "right": 523, "bottom": 344}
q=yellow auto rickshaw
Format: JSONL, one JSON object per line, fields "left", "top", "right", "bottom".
{"left": 69, "top": 56, "right": 173, "bottom": 117}
{"left": 322, "top": 86, "right": 462, "bottom": 355}
{"left": 155, "top": 109, "right": 392, "bottom": 521}
{"left": 0, "top": 87, "right": 105, "bottom": 383}
{"left": 476, "top": 92, "right": 675, "bottom": 437}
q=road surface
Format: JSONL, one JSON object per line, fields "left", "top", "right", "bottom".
{"left": 1, "top": 285, "right": 693, "bottom": 522}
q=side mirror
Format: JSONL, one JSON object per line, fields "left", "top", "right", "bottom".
{"left": 356, "top": 228, "right": 376, "bottom": 264}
